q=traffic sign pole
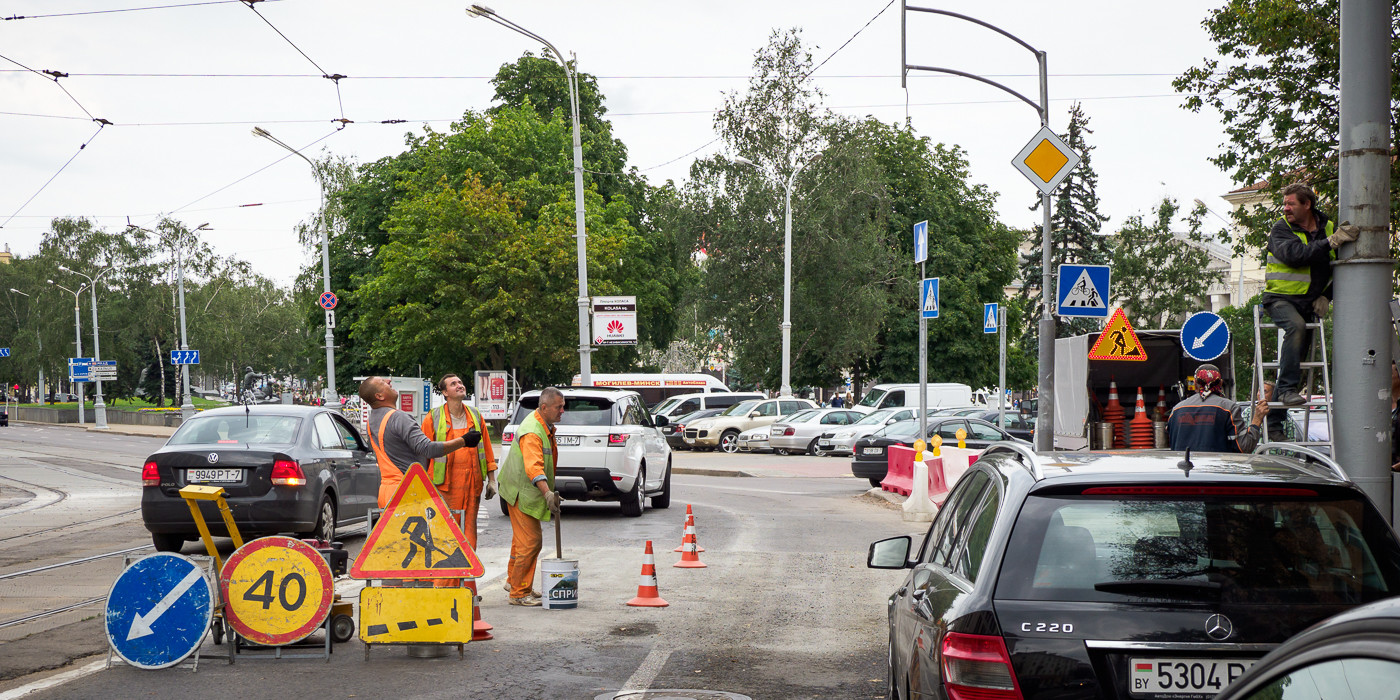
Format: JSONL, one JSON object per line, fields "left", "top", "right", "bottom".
{"left": 919, "top": 260, "right": 927, "bottom": 441}
{"left": 999, "top": 305, "right": 1007, "bottom": 430}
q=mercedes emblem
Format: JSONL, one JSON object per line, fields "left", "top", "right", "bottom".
{"left": 1205, "top": 613, "right": 1233, "bottom": 641}
{"left": 206, "top": 453, "right": 219, "bottom": 464}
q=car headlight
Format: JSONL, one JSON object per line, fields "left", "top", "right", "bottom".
{"left": 833, "top": 431, "right": 853, "bottom": 440}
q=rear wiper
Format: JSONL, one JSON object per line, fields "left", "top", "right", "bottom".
{"left": 1094, "top": 579, "right": 1222, "bottom": 598}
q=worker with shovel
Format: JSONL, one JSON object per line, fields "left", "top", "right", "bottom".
{"left": 498, "top": 386, "right": 564, "bottom": 607}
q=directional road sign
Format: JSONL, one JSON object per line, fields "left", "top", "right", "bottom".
{"left": 1181, "top": 311, "right": 1230, "bottom": 362}
{"left": 0, "top": 348, "right": 9, "bottom": 358}
{"left": 318, "top": 291, "right": 337, "bottom": 310}
{"left": 1057, "top": 264, "right": 1111, "bottom": 318}
{"left": 69, "top": 357, "right": 92, "bottom": 382}
{"left": 105, "top": 553, "right": 214, "bottom": 670}
{"left": 170, "top": 350, "right": 200, "bottom": 365}
{"left": 1012, "top": 125, "right": 1082, "bottom": 195}
{"left": 983, "top": 303, "right": 999, "bottom": 334}
{"left": 90, "top": 360, "right": 117, "bottom": 380}
{"left": 351, "top": 464, "right": 485, "bottom": 580}
{"left": 920, "top": 278, "right": 940, "bottom": 320}
{"left": 913, "top": 220, "right": 928, "bottom": 264}
{"left": 220, "top": 536, "right": 334, "bottom": 646}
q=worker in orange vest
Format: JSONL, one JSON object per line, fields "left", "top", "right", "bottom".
{"left": 420, "top": 373, "right": 496, "bottom": 588}
{"left": 359, "top": 376, "right": 469, "bottom": 508}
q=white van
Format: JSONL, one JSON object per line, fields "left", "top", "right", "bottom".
{"left": 650, "top": 391, "right": 767, "bottom": 423}
{"left": 571, "top": 373, "right": 730, "bottom": 407}
{"left": 849, "top": 383, "right": 973, "bottom": 414}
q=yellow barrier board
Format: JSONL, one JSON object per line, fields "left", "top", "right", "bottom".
{"left": 351, "top": 464, "right": 485, "bottom": 579}
{"left": 359, "top": 587, "right": 474, "bottom": 644}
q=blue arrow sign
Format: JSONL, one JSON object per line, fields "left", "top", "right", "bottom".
{"left": 0, "top": 348, "right": 9, "bottom": 358}
{"left": 913, "top": 220, "right": 928, "bottom": 265}
{"left": 920, "top": 278, "right": 940, "bottom": 319}
{"left": 105, "top": 553, "right": 212, "bottom": 670}
{"left": 1056, "top": 264, "right": 1111, "bottom": 318}
{"left": 1181, "top": 311, "right": 1230, "bottom": 362}
{"left": 984, "top": 303, "right": 999, "bottom": 334}
{"left": 170, "top": 350, "right": 201, "bottom": 365}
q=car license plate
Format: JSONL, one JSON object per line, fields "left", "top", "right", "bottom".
{"left": 863, "top": 447, "right": 884, "bottom": 456}
{"left": 1129, "top": 658, "right": 1253, "bottom": 696}
{"left": 819, "top": 440, "right": 832, "bottom": 446}
{"left": 557, "top": 435, "right": 581, "bottom": 446}
{"left": 186, "top": 468, "right": 241, "bottom": 483}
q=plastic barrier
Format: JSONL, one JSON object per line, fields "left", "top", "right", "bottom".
{"left": 881, "top": 445, "right": 916, "bottom": 495}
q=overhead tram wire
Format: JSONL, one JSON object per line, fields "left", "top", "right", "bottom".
{"left": 238, "top": 0, "right": 350, "bottom": 125}
{"left": 0, "top": 125, "right": 106, "bottom": 229}
{"left": 3, "top": 0, "right": 283, "bottom": 21}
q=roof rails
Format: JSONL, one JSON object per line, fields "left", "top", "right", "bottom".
{"left": 1252, "top": 442, "right": 1349, "bottom": 482}
{"left": 983, "top": 441, "right": 1044, "bottom": 481}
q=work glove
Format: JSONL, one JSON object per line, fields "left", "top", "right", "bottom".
{"left": 484, "top": 474, "right": 498, "bottom": 500}
{"left": 544, "top": 491, "right": 562, "bottom": 516}
{"left": 1328, "top": 221, "right": 1359, "bottom": 248}
{"left": 463, "top": 429, "right": 481, "bottom": 448}
{"left": 1312, "top": 296, "right": 1330, "bottom": 319}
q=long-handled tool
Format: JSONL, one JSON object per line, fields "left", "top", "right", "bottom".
{"left": 553, "top": 496, "right": 563, "bottom": 559}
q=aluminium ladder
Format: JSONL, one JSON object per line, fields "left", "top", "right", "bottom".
{"left": 1251, "top": 304, "right": 1334, "bottom": 450}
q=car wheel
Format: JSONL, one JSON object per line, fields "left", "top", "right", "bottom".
{"left": 775, "top": 447, "right": 790, "bottom": 456}
{"left": 719, "top": 430, "right": 740, "bottom": 453}
{"left": 620, "top": 466, "right": 645, "bottom": 517}
{"left": 869, "top": 477, "right": 882, "bottom": 488}
{"left": 151, "top": 532, "right": 185, "bottom": 553}
{"left": 651, "top": 462, "right": 672, "bottom": 509}
{"left": 809, "top": 438, "right": 829, "bottom": 456}
{"left": 302, "top": 495, "right": 335, "bottom": 543}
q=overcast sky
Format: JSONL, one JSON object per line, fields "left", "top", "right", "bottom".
{"left": 1, "top": 0, "right": 1239, "bottom": 286}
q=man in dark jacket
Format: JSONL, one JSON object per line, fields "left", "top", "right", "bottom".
{"left": 1168, "top": 365, "right": 1269, "bottom": 452}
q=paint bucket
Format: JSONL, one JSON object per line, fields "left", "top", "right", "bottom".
{"left": 541, "top": 558, "right": 579, "bottom": 610}
{"left": 1093, "top": 422, "right": 1114, "bottom": 450}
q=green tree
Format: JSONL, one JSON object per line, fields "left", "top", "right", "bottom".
{"left": 1111, "top": 198, "right": 1218, "bottom": 327}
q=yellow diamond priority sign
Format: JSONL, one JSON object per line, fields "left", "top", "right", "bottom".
{"left": 1012, "top": 125, "right": 1081, "bottom": 195}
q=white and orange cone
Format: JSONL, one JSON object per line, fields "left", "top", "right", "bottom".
{"left": 673, "top": 505, "right": 705, "bottom": 553}
{"left": 465, "top": 578, "right": 493, "bottom": 640}
{"left": 674, "top": 516, "right": 707, "bottom": 569}
{"left": 626, "top": 541, "right": 669, "bottom": 607}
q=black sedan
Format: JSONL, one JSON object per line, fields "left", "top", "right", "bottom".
{"left": 661, "top": 407, "right": 724, "bottom": 451}
{"left": 973, "top": 409, "right": 1036, "bottom": 441}
{"left": 141, "top": 405, "right": 379, "bottom": 552}
{"left": 851, "top": 416, "right": 1022, "bottom": 486}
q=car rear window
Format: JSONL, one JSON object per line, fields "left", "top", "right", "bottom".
{"left": 854, "top": 409, "right": 895, "bottom": 426}
{"left": 512, "top": 396, "right": 618, "bottom": 427}
{"left": 876, "top": 421, "right": 920, "bottom": 439}
{"left": 995, "top": 489, "right": 1400, "bottom": 605}
{"left": 783, "top": 410, "right": 818, "bottom": 424}
{"left": 169, "top": 415, "right": 302, "bottom": 446}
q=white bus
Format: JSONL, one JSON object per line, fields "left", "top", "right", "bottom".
{"left": 570, "top": 373, "right": 731, "bottom": 407}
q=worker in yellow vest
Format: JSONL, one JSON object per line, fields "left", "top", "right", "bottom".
{"left": 497, "top": 386, "right": 563, "bottom": 607}
{"left": 359, "top": 376, "right": 469, "bottom": 508}
{"left": 420, "top": 373, "right": 496, "bottom": 588}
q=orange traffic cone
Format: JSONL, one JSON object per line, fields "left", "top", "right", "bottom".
{"left": 1103, "top": 379, "right": 1126, "bottom": 448}
{"left": 1129, "top": 387, "right": 1154, "bottom": 449}
{"left": 674, "top": 516, "right": 707, "bottom": 569}
{"left": 673, "top": 505, "right": 705, "bottom": 553}
{"left": 464, "top": 578, "right": 492, "bottom": 640}
{"left": 626, "top": 541, "right": 669, "bottom": 607}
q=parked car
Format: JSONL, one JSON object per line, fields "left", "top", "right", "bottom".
{"left": 1215, "top": 596, "right": 1400, "bottom": 700}
{"left": 851, "top": 416, "right": 1024, "bottom": 486}
{"left": 498, "top": 387, "right": 671, "bottom": 517}
{"left": 866, "top": 443, "right": 1400, "bottom": 700}
{"left": 0, "top": 406, "right": 7, "bottom": 427}
{"left": 661, "top": 407, "right": 724, "bottom": 451}
{"left": 850, "top": 383, "right": 974, "bottom": 415}
{"left": 818, "top": 407, "right": 940, "bottom": 457}
{"left": 736, "top": 425, "right": 771, "bottom": 453}
{"left": 141, "top": 405, "right": 379, "bottom": 552}
{"left": 683, "top": 397, "right": 817, "bottom": 453}
{"left": 931, "top": 405, "right": 990, "bottom": 417}
{"left": 974, "top": 409, "right": 1036, "bottom": 441}
{"left": 650, "top": 391, "right": 766, "bottom": 424}
{"left": 769, "top": 408, "right": 864, "bottom": 455}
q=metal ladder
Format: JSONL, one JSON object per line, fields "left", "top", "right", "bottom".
{"left": 1252, "top": 304, "right": 1334, "bottom": 448}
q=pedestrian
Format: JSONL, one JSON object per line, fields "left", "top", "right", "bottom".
{"left": 358, "top": 376, "right": 471, "bottom": 508}
{"left": 1262, "top": 183, "right": 1358, "bottom": 435}
{"left": 831, "top": 393, "right": 844, "bottom": 408}
{"left": 497, "top": 386, "right": 564, "bottom": 607}
{"left": 420, "top": 373, "right": 497, "bottom": 588}
{"left": 1167, "top": 365, "right": 1269, "bottom": 452}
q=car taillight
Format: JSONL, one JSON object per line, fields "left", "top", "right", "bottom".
{"left": 502, "top": 431, "right": 514, "bottom": 443}
{"left": 783, "top": 427, "right": 795, "bottom": 436}
{"left": 271, "top": 460, "right": 306, "bottom": 486}
{"left": 142, "top": 461, "right": 160, "bottom": 487}
{"left": 941, "top": 632, "right": 1022, "bottom": 700}
{"left": 608, "top": 434, "right": 628, "bottom": 445}
{"left": 1081, "top": 486, "right": 1317, "bottom": 497}
{"left": 673, "top": 424, "right": 684, "bottom": 431}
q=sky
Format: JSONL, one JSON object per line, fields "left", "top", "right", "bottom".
{"left": 0, "top": 0, "right": 1241, "bottom": 287}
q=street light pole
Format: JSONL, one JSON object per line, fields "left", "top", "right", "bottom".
{"left": 48, "top": 280, "right": 87, "bottom": 424}
{"left": 61, "top": 265, "right": 114, "bottom": 430}
{"left": 781, "top": 156, "right": 819, "bottom": 397}
{"left": 6, "top": 288, "right": 42, "bottom": 405}
{"left": 176, "top": 223, "right": 210, "bottom": 422}
{"left": 468, "top": 5, "right": 592, "bottom": 386}
{"left": 252, "top": 127, "right": 338, "bottom": 403}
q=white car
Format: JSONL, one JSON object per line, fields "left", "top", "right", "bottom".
{"left": 768, "top": 408, "right": 864, "bottom": 456}
{"left": 498, "top": 388, "right": 671, "bottom": 517}
{"left": 736, "top": 426, "right": 771, "bottom": 452}
{"left": 816, "top": 407, "right": 940, "bottom": 456}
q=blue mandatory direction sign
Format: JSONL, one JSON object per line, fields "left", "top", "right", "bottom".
{"left": 920, "top": 278, "right": 940, "bottom": 319}
{"left": 1056, "top": 264, "right": 1111, "bottom": 318}
{"left": 0, "top": 347, "right": 9, "bottom": 358}
{"left": 105, "top": 553, "right": 213, "bottom": 670}
{"left": 170, "top": 350, "right": 201, "bottom": 365}
{"left": 913, "top": 220, "right": 928, "bottom": 265}
{"left": 1181, "top": 311, "right": 1230, "bottom": 362}
{"left": 983, "top": 303, "right": 999, "bottom": 334}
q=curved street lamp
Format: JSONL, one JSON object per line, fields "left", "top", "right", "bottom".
{"left": 58, "top": 264, "right": 115, "bottom": 429}
{"left": 47, "top": 279, "right": 88, "bottom": 424}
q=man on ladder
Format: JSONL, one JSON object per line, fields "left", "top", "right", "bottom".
{"left": 1262, "top": 183, "right": 1358, "bottom": 437}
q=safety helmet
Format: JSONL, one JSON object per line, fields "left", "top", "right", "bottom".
{"left": 1194, "top": 364, "right": 1223, "bottom": 398}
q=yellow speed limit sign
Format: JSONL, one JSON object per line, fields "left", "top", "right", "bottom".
{"left": 220, "top": 536, "right": 333, "bottom": 646}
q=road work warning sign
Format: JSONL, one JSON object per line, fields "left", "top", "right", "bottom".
{"left": 1088, "top": 308, "right": 1147, "bottom": 361}
{"left": 351, "top": 464, "right": 485, "bottom": 579}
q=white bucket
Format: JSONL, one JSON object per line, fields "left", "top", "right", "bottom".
{"left": 541, "top": 558, "right": 578, "bottom": 610}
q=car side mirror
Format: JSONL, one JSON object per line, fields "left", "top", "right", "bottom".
{"left": 749, "top": 412, "right": 760, "bottom": 419}
{"left": 867, "top": 536, "right": 912, "bottom": 569}
{"left": 653, "top": 415, "right": 669, "bottom": 427}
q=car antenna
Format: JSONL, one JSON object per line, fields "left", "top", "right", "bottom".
{"left": 1177, "top": 448, "right": 1194, "bottom": 477}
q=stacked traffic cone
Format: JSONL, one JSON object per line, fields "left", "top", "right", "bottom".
{"left": 1154, "top": 385, "right": 1168, "bottom": 422}
{"left": 673, "top": 505, "right": 705, "bottom": 553}
{"left": 626, "top": 541, "right": 669, "bottom": 607}
{"left": 465, "top": 579, "right": 492, "bottom": 641}
{"left": 1129, "top": 387, "right": 1154, "bottom": 449}
{"left": 1103, "top": 379, "right": 1126, "bottom": 448}
{"left": 674, "top": 515, "right": 707, "bottom": 569}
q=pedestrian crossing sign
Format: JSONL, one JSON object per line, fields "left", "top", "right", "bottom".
{"left": 1056, "top": 264, "right": 1110, "bottom": 318}
{"left": 1087, "top": 308, "right": 1147, "bottom": 361}
{"left": 350, "top": 463, "right": 485, "bottom": 579}
{"left": 920, "top": 278, "right": 939, "bottom": 319}
{"left": 983, "top": 303, "right": 999, "bottom": 334}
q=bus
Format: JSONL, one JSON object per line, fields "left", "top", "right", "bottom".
{"left": 569, "top": 373, "right": 730, "bottom": 407}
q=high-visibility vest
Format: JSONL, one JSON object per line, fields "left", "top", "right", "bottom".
{"left": 426, "top": 404, "right": 490, "bottom": 485}
{"left": 498, "top": 410, "right": 556, "bottom": 522}
{"left": 1265, "top": 220, "right": 1334, "bottom": 296}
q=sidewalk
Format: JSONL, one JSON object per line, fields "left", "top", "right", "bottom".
{"left": 12, "top": 419, "right": 176, "bottom": 438}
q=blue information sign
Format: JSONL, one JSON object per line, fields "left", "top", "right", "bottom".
{"left": 69, "top": 357, "right": 92, "bottom": 382}
{"left": 920, "top": 278, "right": 940, "bottom": 319}
{"left": 105, "top": 553, "right": 213, "bottom": 670}
{"left": 0, "top": 348, "right": 9, "bottom": 358}
{"left": 1056, "top": 264, "right": 1111, "bottom": 318}
{"left": 913, "top": 220, "right": 928, "bottom": 264}
{"left": 983, "top": 303, "right": 999, "bottom": 334}
{"left": 1181, "top": 311, "right": 1230, "bottom": 362}
{"left": 170, "top": 350, "right": 200, "bottom": 365}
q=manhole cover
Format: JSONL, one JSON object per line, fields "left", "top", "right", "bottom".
{"left": 596, "top": 692, "right": 752, "bottom": 700}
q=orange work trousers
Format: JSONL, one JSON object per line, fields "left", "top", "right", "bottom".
{"left": 506, "top": 501, "right": 542, "bottom": 599}
{"left": 429, "top": 425, "right": 489, "bottom": 589}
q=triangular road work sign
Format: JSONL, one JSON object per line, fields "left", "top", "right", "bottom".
{"left": 1087, "top": 308, "right": 1147, "bottom": 361}
{"left": 351, "top": 463, "right": 485, "bottom": 579}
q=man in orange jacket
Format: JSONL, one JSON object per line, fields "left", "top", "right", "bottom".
{"left": 359, "top": 376, "right": 468, "bottom": 508}
{"left": 420, "top": 373, "right": 497, "bottom": 588}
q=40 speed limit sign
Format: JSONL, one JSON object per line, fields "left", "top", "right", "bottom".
{"left": 220, "top": 537, "right": 333, "bottom": 646}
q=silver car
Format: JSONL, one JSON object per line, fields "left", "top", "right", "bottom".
{"left": 816, "top": 407, "right": 940, "bottom": 456}
{"left": 736, "top": 425, "right": 771, "bottom": 452}
{"left": 769, "top": 408, "right": 864, "bottom": 455}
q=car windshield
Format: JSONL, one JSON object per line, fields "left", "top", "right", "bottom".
{"left": 875, "top": 421, "right": 920, "bottom": 439}
{"left": 857, "top": 389, "right": 887, "bottom": 408}
{"left": 169, "top": 414, "right": 302, "bottom": 446}
{"left": 722, "top": 400, "right": 760, "bottom": 417}
{"left": 854, "top": 409, "right": 896, "bottom": 426}
{"left": 653, "top": 397, "right": 680, "bottom": 415}
{"left": 783, "top": 410, "right": 818, "bottom": 424}
{"left": 676, "top": 409, "right": 716, "bottom": 424}
{"left": 512, "top": 396, "right": 619, "bottom": 426}
{"left": 996, "top": 490, "right": 1400, "bottom": 606}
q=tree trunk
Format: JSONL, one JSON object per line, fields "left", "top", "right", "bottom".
{"left": 154, "top": 337, "right": 166, "bottom": 407}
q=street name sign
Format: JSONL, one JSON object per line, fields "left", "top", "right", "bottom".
{"left": 220, "top": 536, "right": 334, "bottom": 646}
{"left": 920, "top": 278, "right": 940, "bottom": 319}
{"left": 1012, "top": 125, "right": 1082, "bottom": 195}
{"left": 913, "top": 220, "right": 928, "bottom": 264}
{"left": 91, "top": 360, "right": 117, "bottom": 380}
{"left": 592, "top": 296, "right": 637, "bottom": 346}
{"left": 984, "top": 303, "right": 999, "bottom": 334}
{"left": 105, "top": 553, "right": 213, "bottom": 669}
{"left": 351, "top": 463, "right": 485, "bottom": 580}
{"left": 170, "top": 350, "right": 200, "bottom": 365}
{"left": 1088, "top": 308, "right": 1148, "bottom": 361}
{"left": 1181, "top": 311, "right": 1230, "bottom": 362}
{"left": 1056, "top": 264, "right": 1110, "bottom": 318}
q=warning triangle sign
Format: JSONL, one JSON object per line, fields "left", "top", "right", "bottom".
{"left": 1087, "top": 308, "right": 1147, "bottom": 361}
{"left": 350, "top": 463, "right": 485, "bottom": 579}
{"left": 1061, "top": 268, "right": 1107, "bottom": 310}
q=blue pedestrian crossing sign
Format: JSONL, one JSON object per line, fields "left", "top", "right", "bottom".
{"left": 1056, "top": 264, "right": 1110, "bottom": 318}
{"left": 170, "top": 350, "right": 200, "bottom": 365}
{"left": 920, "top": 278, "right": 939, "bottom": 319}
{"left": 913, "top": 220, "right": 928, "bottom": 264}
{"left": 105, "top": 553, "right": 213, "bottom": 670}
{"left": 1181, "top": 311, "right": 1230, "bottom": 362}
{"left": 983, "top": 303, "right": 999, "bottom": 334}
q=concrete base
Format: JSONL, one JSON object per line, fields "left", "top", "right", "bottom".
{"left": 901, "top": 511, "right": 935, "bottom": 522}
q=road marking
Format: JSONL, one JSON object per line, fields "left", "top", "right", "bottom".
{"left": 0, "top": 658, "right": 105, "bottom": 700}
{"left": 699, "top": 485, "right": 810, "bottom": 496}
{"left": 620, "top": 644, "right": 671, "bottom": 692}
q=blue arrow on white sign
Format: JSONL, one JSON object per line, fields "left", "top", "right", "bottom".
{"left": 1181, "top": 311, "right": 1230, "bottom": 362}
{"left": 984, "top": 303, "right": 999, "bottom": 334}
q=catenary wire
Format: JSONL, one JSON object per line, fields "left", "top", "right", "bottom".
{"left": 1, "top": 124, "right": 105, "bottom": 229}
{"left": 2, "top": 0, "right": 282, "bottom": 21}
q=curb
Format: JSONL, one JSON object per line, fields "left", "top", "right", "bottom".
{"left": 12, "top": 419, "right": 176, "bottom": 438}
{"left": 671, "top": 467, "right": 754, "bottom": 478}
{"left": 865, "top": 487, "right": 906, "bottom": 506}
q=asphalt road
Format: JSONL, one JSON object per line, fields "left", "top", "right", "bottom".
{"left": 0, "top": 424, "right": 923, "bottom": 699}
